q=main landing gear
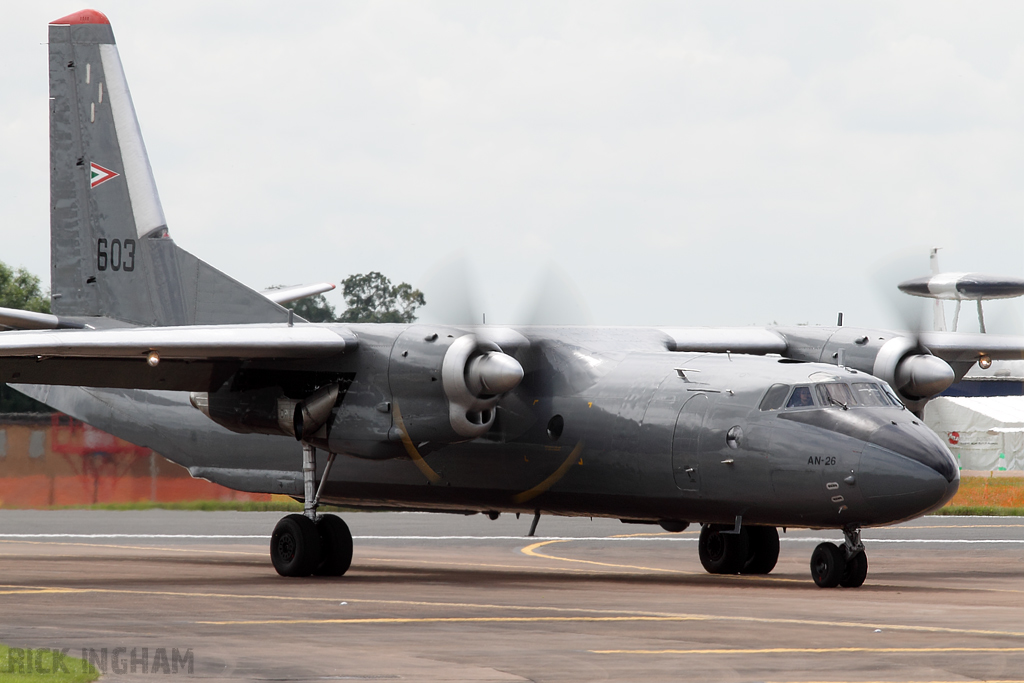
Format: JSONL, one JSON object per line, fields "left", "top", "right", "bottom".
{"left": 698, "top": 523, "right": 780, "bottom": 575}
{"left": 270, "top": 444, "right": 353, "bottom": 578}
{"left": 810, "top": 526, "right": 868, "bottom": 589}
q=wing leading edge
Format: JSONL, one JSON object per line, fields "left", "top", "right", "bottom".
{"left": 0, "top": 323, "right": 357, "bottom": 392}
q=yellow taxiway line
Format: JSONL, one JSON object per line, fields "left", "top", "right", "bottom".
{"left": 592, "top": 646, "right": 1024, "bottom": 655}
{"left": 3, "top": 581, "right": 1024, "bottom": 640}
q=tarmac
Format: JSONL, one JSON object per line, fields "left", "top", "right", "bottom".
{"left": 1, "top": 510, "right": 1024, "bottom": 682}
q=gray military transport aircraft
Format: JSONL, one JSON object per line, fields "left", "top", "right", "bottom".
{"left": 5, "top": 9, "right": 1024, "bottom": 588}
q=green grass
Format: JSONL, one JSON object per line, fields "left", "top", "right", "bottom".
{"left": 933, "top": 505, "right": 1024, "bottom": 516}
{"left": 54, "top": 499, "right": 351, "bottom": 512}
{"left": 0, "top": 644, "right": 98, "bottom": 682}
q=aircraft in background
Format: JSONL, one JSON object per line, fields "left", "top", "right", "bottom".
{"left": 4, "top": 9, "right": 1024, "bottom": 588}
{"left": 899, "top": 248, "right": 1024, "bottom": 334}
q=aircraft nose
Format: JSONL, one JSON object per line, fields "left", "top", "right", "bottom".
{"left": 858, "top": 443, "right": 960, "bottom": 523}
{"left": 868, "top": 419, "right": 958, "bottom": 483}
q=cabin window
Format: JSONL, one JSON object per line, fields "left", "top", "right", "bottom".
{"left": 815, "top": 382, "right": 856, "bottom": 409}
{"left": 786, "top": 386, "right": 815, "bottom": 408}
{"left": 851, "top": 382, "right": 888, "bottom": 407}
{"left": 759, "top": 384, "right": 790, "bottom": 411}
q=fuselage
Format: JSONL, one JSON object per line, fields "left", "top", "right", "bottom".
{"left": 19, "top": 324, "right": 959, "bottom": 530}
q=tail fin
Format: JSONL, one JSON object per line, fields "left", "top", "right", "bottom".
{"left": 48, "top": 10, "right": 289, "bottom": 326}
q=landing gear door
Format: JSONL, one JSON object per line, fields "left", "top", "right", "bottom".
{"left": 672, "top": 394, "right": 709, "bottom": 492}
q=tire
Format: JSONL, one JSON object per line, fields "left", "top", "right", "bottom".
{"left": 270, "top": 514, "right": 322, "bottom": 577}
{"left": 839, "top": 550, "right": 868, "bottom": 588}
{"left": 313, "top": 514, "right": 353, "bottom": 577}
{"left": 741, "top": 526, "right": 780, "bottom": 575}
{"left": 810, "top": 542, "right": 846, "bottom": 588}
{"left": 699, "top": 524, "right": 750, "bottom": 574}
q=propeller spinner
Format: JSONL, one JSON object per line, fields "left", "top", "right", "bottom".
{"left": 442, "top": 334, "right": 525, "bottom": 438}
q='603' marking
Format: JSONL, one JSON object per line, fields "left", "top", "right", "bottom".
{"left": 97, "top": 238, "right": 135, "bottom": 272}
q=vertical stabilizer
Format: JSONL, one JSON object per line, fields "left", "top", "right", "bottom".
{"left": 48, "top": 10, "right": 290, "bottom": 326}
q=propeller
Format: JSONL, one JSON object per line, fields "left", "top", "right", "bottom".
{"left": 418, "top": 253, "right": 593, "bottom": 327}
{"left": 869, "top": 250, "right": 956, "bottom": 407}
{"left": 514, "top": 262, "right": 594, "bottom": 326}
{"left": 398, "top": 255, "right": 593, "bottom": 449}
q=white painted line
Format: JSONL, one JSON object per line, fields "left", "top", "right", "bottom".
{"left": 0, "top": 534, "right": 266, "bottom": 539}
{"left": 0, "top": 534, "right": 1022, "bottom": 544}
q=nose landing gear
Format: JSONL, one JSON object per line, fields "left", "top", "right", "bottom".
{"left": 270, "top": 444, "right": 354, "bottom": 578}
{"left": 810, "top": 525, "right": 867, "bottom": 588}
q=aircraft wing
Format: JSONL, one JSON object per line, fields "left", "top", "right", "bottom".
{"left": 921, "top": 332, "right": 1024, "bottom": 363}
{"left": 0, "top": 323, "right": 356, "bottom": 392}
{"left": 661, "top": 326, "right": 1024, "bottom": 365}
{"left": 660, "top": 327, "right": 788, "bottom": 354}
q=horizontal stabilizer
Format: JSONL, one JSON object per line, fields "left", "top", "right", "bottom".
{"left": 0, "top": 306, "right": 85, "bottom": 331}
{"left": 262, "top": 283, "right": 336, "bottom": 305}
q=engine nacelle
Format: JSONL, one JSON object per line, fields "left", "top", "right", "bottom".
{"left": 189, "top": 380, "right": 342, "bottom": 447}
{"left": 388, "top": 328, "right": 525, "bottom": 443}
{"left": 871, "top": 337, "right": 955, "bottom": 409}
{"left": 777, "top": 326, "right": 956, "bottom": 412}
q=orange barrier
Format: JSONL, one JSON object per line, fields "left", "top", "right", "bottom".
{"left": 0, "top": 414, "right": 271, "bottom": 508}
{"left": 0, "top": 474, "right": 270, "bottom": 508}
{"left": 948, "top": 476, "right": 1024, "bottom": 509}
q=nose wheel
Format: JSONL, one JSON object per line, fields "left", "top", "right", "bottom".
{"left": 811, "top": 526, "right": 868, "bottom": 588}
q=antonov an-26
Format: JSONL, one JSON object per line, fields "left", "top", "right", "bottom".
{"left": 4, "top": 9, "right": 1020, "bottom": 587}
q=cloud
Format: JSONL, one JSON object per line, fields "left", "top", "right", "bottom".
{"left": 3, "top": 1, "right": 1024, "bottom": 332}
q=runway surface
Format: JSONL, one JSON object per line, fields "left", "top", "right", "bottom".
{"left": 1, "top": 511, "right": 1023, "bottom": 682}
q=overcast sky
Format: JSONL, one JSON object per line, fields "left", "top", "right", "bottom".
{"left": 3, "top": 2, "right": 1024, "bottom": 332}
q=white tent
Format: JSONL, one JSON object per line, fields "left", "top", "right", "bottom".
{"left": 924, "top": 396, "right": 1024, "bottom": 472}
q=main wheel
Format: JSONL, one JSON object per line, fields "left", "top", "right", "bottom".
{"left": 699, "top": 524, "right": 750, "bottom": 574}
{"left": 313, "top": 514, "right": 353, "bottom": 577}
{"left": 741, "top": 526, "right": 780, "bottom": 575}
{"left": 810, "top": 542, "right": 846, "bottom": 588}
{"left": 271, "top": 514, "right": 322, "bottom": 577}
{"left": 839, "top": 550, "right": 868, "bottom": 588}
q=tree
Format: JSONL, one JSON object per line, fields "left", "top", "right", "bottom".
{"left": 0, "top": 261, "right": 49, "bottom": 313}
{"left": 337, "top": 272, "right": 425, "bottom": 323}
{"left": 0, "top": 260, "right": 53, "bottom": 412}
{"left": 283, "top": 294, "right": 337, "bottom": 323}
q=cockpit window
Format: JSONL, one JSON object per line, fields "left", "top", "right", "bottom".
{"left": 815, "top": 382, "right": 856, "bottom": 409}
{"left": 880, "top": 382, "right": 906, "bottom": 409}
{"left": 851, "top": 382, "right": 889, "bottom": 407}
{"left": 759, "top": 384, "right": 790, "bottom": 411}
{"left": 786, "top": 386, "right": 815, "bottom": 408}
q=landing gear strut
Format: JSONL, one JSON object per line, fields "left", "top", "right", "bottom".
{"left": 270, "top": 444, "right": 353, "bottom": 578}
{"left": 810, "top": 525, "right": 867, "bottom": 588}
